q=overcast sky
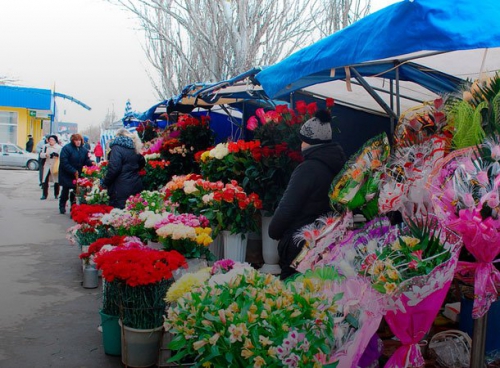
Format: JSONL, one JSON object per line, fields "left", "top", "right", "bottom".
{"left": 0, "top": 0, "right": 399, "bottom": 130}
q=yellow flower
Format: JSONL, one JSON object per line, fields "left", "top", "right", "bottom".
{"left": 165, "top": 269, "right": 211, "bottom": 302}
{"left": 228, "top": 323, "right": 249, "bottom": 343}
{"left": 384, "top": 282, "right": 397, "bottom": 294}
{"left": 202, "top": 362, "right": 212, "bottom": 368}
{"left": 391, "top": 239, "right": 402, "bottom": 251}
{"left": 244, "top": 338, "right": 254, "bottom": 350}
{"left": 253, "top": 356, "right": 266, "bottom": 368}
{"left": 400, "top": 236, "right": 420, "bottom": 248}
{"left": 193, "top": 340, "right": 208, "bottom": 350}
{"left": 259, "top": 335, "right": 272, "bottom": 346}
{"left": 200, "top": 151, "right": 210, "bottom": 162}
{"left": 386, "top": 267, "right": 399, "bottom": 281}
{"left": 372, "top": 260, "right": 385, "bottom": 276}
{"left": 247, "top": 311, "right": 258, "bottom": 323}
{"left": 209, "top": 333, "right": 220, "bottom": 345}
{"left": 242, "top": 349, "right": 254, "bottom": 359}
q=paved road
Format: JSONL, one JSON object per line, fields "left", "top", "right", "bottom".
{"left": 0, "top": 169, "right": 121, "bottom": 368}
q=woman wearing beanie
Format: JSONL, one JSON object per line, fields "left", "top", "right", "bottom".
{"left": 268, "top": 109, "right": 346, "bottom": 280}
{"left": 102, "top": 128, "right": 146, "bottom": 209}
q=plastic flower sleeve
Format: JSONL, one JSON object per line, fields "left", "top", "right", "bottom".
{"left": 447, "top": 209, "right": 500, "bottom": 318}
{"left": 328, "top": 277, "right": 387, "bottom": 368}
{"left": 329, "top": 133, "right": 390, "bottom": 219}
{"left": 384, "top": 238, "right": 461, "bottom": 368}
{"left": 291, "top": 212, "right": 352, "bottom": 273}
{"left": 430, "top": 144, "right": 500, "bottom": 318}
{"left": 379, "top": 138, "right": 446, "bottom": 222}
{"left": 291, "top": 268, "right": 385, "bottom": 368}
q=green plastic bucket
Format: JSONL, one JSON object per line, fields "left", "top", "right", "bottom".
{"left": 100, "top": 310, "right": 121, "bottom": 356}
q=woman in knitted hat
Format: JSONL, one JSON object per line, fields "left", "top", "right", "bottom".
{"left": 268, "top": 109, "right": 346, "bottom": 280}
{"left": 102, "top": 128, "right": 146, "bottom": 209}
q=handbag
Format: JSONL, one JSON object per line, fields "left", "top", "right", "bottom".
{"left": 52, "top": 157, "right": 60, "bottom": 176}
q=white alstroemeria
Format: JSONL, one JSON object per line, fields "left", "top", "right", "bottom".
{"left": 208, "top": 264, "right": 254, "bottom": 286}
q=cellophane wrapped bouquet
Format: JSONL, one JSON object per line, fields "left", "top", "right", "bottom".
{"left": 431, "top": 135, "right": 500, "bottom": 317}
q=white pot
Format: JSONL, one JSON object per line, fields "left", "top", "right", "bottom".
{"left": 119, "top": 320, "right": 163, "bottom": 367}
{"left": 260, "top": 215, "right": 281, "bottom": 275}
{"left": 222, "top": 231, "right": 247, "bottom": 262}
{"left": 208, "top": 233, "right": 224, "bottom": 261}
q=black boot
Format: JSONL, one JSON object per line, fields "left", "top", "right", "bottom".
{"left": 41, "top": 181, "right": 48, "bottom": 200}
{"left": 54, "top": 183, "right": 60, "bottom": 199}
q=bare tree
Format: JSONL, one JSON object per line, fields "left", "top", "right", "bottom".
{"left": 110, "top": 0, "right": 371, "bottom": 99}
{"left": 315, "top": 0, "right": 371, "bottom": 37}
{"left": 0, "top": 75, "right": 18, "bottom": 85}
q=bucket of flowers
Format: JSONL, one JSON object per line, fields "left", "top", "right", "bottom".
{"left": 67, "top": 204, "right": 115, "bottom": 247}
{"left": 154, "top": 212, "right": 214, "bottom": 262}
{"left": 94, "top": 243, "right": 186, "bottom": 367}
{"left": 75, "top": 162, "right": 109, "bottom": 204}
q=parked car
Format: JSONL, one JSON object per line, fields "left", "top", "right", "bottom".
{"left": 0, "top": 143, "right": 39, "bottom": 170}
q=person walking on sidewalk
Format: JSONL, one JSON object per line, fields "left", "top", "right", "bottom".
{"left": 39, "top": 135, "right": 62, "bottom": 200}
{"left": 25, "top": 135, "right": 34, "bottom": 153}
{"left": 93, "top": 141, "right": 104, "bottom": 163}
{"left": 36, "top": 135, "right": 48, "bottom": 187}
{"left": 58, "top": 133, "right": 94, "bottom": 214}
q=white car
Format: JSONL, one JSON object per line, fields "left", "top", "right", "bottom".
{"left": 0, "top": 143, "right": 39, "bottom": 170}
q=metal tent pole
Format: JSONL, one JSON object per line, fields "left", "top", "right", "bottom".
{"left": 470, "top": 312, "right": 488, "bottom": 368}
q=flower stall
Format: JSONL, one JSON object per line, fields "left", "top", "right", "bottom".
{"left": 61, "top": 70, "right": 500, "bottom": 367}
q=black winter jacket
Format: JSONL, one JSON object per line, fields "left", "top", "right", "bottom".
{"left": 103, "top": 136, "right": 146, "bottom": 209}
{"left": 268, "top": 142, "right": 346, "bottom": 278}
{"left": 59, "top": 143, "right": 93, "bottom": 188}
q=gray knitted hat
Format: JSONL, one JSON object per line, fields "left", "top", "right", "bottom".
{"left": 299, "top": 111, "right": 332, "bottom": 145}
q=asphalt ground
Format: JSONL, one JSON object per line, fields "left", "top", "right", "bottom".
{"left": 0, "top": 168, "right": 122, "bottom": 368}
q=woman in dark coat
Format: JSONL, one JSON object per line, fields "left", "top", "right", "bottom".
{"left": 269, "top": 110, "right": 346, "bottom": 280}
{"left": 103, "top": 128, "right": 146, "bottom": 209}
{"left": 59, "top": 133, "right": 94, "bottom": 214}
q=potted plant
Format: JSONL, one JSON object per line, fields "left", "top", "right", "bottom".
{"left": 94, "top": 244, "right": 186, "bottom": 367}
{"left": 155, "top": 212, "right": 214, "bottom": 261}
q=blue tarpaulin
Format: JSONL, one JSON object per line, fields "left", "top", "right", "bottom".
{"left": 256, "top": 0, "right": 500, "bottom": 100}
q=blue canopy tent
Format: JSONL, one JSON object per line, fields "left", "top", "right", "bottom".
{"left": 257, "top": 0, "right": 500, "bottom": 364}
{"left": 133, "top": 69, "right": 280, "bottom": 142}
{"left": 256, "top": 0, "right": 500, "bottom": 130}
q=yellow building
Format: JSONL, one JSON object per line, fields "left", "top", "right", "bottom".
{"left": 0, "top": 85, "right": 52, "bottom": 149}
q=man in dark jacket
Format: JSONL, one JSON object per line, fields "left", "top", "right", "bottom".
{"left": 26, "top": 135, "right": 34, "bottom": 152}
{"left": 269, "top": 109, "right": 346, "bottom": 279}
{"left": 59, "top": 133, "right": 94, "bottom": 214}
{"left": 103, "top": 128, "right": 146, "bottom": 209}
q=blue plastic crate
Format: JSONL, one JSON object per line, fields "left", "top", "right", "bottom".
{"left": 459, "top": 297, "right": 500, "bottom": 353}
